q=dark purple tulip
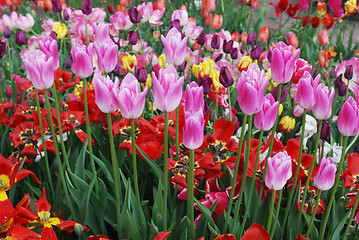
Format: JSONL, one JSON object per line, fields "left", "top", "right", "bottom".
{"left": 198, "top": 77, "right": 212, "bottom": 95}
{"left": 319, "top": 120, "right": 331, "bottom": 141}
{"left": 81, "top": 0, "right": 92, "bottom": 15}
{"left": 240, "top": 43, "right": 246, "bottom": 54}
{"left": 329, "top": 66, "right": 336, "bottom": 79}
{"left": 15, "top": 31, "right": 27, "bottom": 45}
{"left": 128, "top": 7, "right": 141, "bottom": 23}
{"left": 63, "top": 9, "right": 70, "bottom": 21}
{"left": 334, "top": 74, "right": 342, "bottom": 88}
{"left": 272, "top": 86, "right": 288, "bottom": 103}
{"left": 4, "top": 27, "right": 11, "bottom": 39}
{"left": 197, "top": 32, "right": 206, "bottom": 45}
{"left": 214, "top": 54, "right": 223, "bottom": 62}
{"left": 344, "top": 65, "right": 353, "bottom": 80}
{"left": 247, "top": 32, "right": 256, "bottom": 45}
{"left": 52, "top": 0, "right": 61, "bottom": 12}
{"left": 136, "top": 67, "right": 147, "bottom": 83}
{"left": 219, "top": 66, "right": 234, "bottom": 88}
{"left": 112, "top": 64, "right": 120, "bottom": 77}
{"left": 338, "top": 81, "right": 347, "bottom": 96}
{"left": 267, "top": 50, "right": 272, "bottom": 62}
{"left": 0, "top": 40, "right": 6, "bottom": 59}
{"left": 223, "top": 40, "right": 233, "bottom": 54}
{"left": 230, "top": 47, "right": 238, "bottom": 60}
{"left": 203, "top": 99, "right": 209, "bottom": 116}
{"left": 211, "top": 33, "right": 220, "bottom": 49}
{"left": 177, "top": 60, "right": 187, "bottom": 72}
{"left": 64, "top": 55, "right": 72, "bottom": 69}
{"left": 250, "top": 45, "right": 263, "bottom": 60}
{"left": 170, "top": 20, "right": 181, "bottom": 32}
{"left": 50, "top": 31, "right": 58, "bottom": 40}
{"left": 128, "top": 31, "right": 138, "bottom": 45}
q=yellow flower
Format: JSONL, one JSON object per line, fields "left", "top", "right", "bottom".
{"left": 159, "top": 54, "right": 167, "bottom": 69}
{"left": 192, "top": 64, "right": 202, "bottom": 79}
{"left": 192, "top": 59, "right": 215, "bottom": 79}
{"left": 237, "top": 56, "right": 253, "bottom": 72}
{"left": 144, "top": 73, "right": 152, "bottom": 88}
{"left": 278, "top": 104, "right": 283, "bottom": 116}
{"left": 122, "top": 55, "right": 137, "bottom": 72}
{"left": 52, "top": 22, "right": 67, "bottom": 39}
{"left": 267, "top": 79, "right": 279, "bottom": 92}
{"left": 345, "top": 0, "right": 357, "bottom": 14}
{"left": 74, "top": 81, "right": 93, "bottom": 99}
{"left": 279, "top": 116, "right": 295, "bottom": 133}
{"left": 210, "top": 69, "right": 221, "bottom": 93}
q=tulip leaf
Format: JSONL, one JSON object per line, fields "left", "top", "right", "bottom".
{"left": 92, "top": 151, "right": 114, "bottom": 183}
{"left": 74, "top": 140, "right": 87, "bottom": 178}
{"left": 194, "top": 198, "right": 220, "bottom": 234}
{"left": 330, "top": 209, "right": 351, "bottom": 239}
{"left": 136, "top": 144, "right": 163, "bottom": 180}
{"left": 80, "top": 172, "right": 96, "bottom": 219}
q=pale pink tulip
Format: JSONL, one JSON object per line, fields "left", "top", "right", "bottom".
{"left": 314, "top": 157, "right": 337, "bottom": 191}
{"left": 185, "top": 81, "right": 204, "bottom": 115}
{"left": 254, "top": 94, "right": 279, "bottom": 131}
{"left": 183, "top": 111, "right": 205, "bottom": 150}
{"left": 161, "top": 27, "right": 188, "bottom": 66}
{"left": 337, "top": 97, "right": 359, "bottom": 136}
{"left": 110, "top": 11, "right": 133, "bottom": 31}
{"left": 296, "top": 71, "right": 320, "bottom": 109}
{"left": 312, "top": 84, "right": 335, "bottom": 120}
{"left": 265, "top": 151, "right": 292, "bottom": 190}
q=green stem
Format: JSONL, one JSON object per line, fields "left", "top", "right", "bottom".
{"left": 296, "top": 120, "right": 323, "bottom": 230}
{"left": 35, "top": 89, "right": 55, "bottom": 198}
{"left": 187, "top": 149, "right": 195, "bottom": 240}
{"left": 239, "top": 130, "right": 264, "bottom": 235}
{"left": 227, "top": 88, "right": 232, "bottom": 122}
{"left": 282, "top": 110, "right": 307, "bottom": 233}
{"left": 222, "top": 114, "right": 248, "bottom": 233}
{"left": 176, "top": 107, "right": 179, "bottom": 160}
{"left": 107, "top": 113, "right": 121, "bottom": 240}
{"left": 342, "top": 190, "right": 359, "bottom": 239}
{"left": 266, "top": 190, "right": 276, "bottom": 232}
{"left": 130, "top": 118, "right": 140, "bottom": 203}
{"left": 306, "top": 190, "right": 322, "bottom": 238}
{"left": 318, "top": 136, "right": 349, "bottom": 240}
{"left": 215, "top": 92, "right": 218, "bottom": 119}
{"left": 52, "top": 84, "right": 70, "bottom": 170}
{"left": 82, "top": 79, "right": 98, "bottom": 195}
{"left": 163, "top": 112, "right": 169, "bottom": 230}
{"left": 44, "top": 92, "right": 76, "bottom": 220}
{"left": 270, "top": 189, "right": 283, "bottom": 239}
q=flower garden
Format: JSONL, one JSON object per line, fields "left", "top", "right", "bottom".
{"left": 0, "top": 0, "right": 359, "bottom": 239}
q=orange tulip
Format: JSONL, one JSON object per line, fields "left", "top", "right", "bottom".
{"left": 318, "top": 30, "right": 329, "bottom": 46}
{"left": 258, "top": 25, "right": 269, "bottom": 42}
{"left": 153, "top": 0, "right": 165, "bottom": 11}
{"left": 319, "top": 49, "right": 329, "bottom": 68}
{"left": 202, "top": 6, "right": 209, "bottom": 18}
{"left": 211, "top": 14, "right": 223, "bottom": 29}
{"left": 317, "top": 1, "right": 327, "bottom": 16}
{"left": 241, "top": 31, "right": 248, "bottom": 44}
{"left": 232, "top": 31, "right": 240, "bottom": 42}
{"left": 120, "top": 0, "right": 131, "bottom": 7}
{"left": 203, "top": 0, "right": 216, "bottom": 12}
{"left": 285, "top": 31, "right": 299, "bottom": 49}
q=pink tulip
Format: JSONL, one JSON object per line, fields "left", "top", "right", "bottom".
{"left": 337, "top": 97, "right": 359, "bottom": 136}
{"left": 92, "top": 70, "right": 120, "bottom": 113}
{"left": 296, "top": 71, "right": 320, "bottom": 109}
{"left": 117, "top": 73, "right": 148, "bottom": 119}
{"left": 137, "top": 1, "right": 165, "bottom": 26}
{"left": 94, "top": 22, "right": 113, "bottom": 45}
{"left": 254, "top": 94, "right": 279, "bottom": 131}
{"left": 39, "top": 36, "right": 59, "bottom": 70}
{"left": 312, "top": 84, "right": 335, "bottom": 120}
{"left": 110, "top": 11, "right": 133, "bottom": 31}
{"left": 183, "top": 111, "right": 205, "bottom": 150}
{"left": 171, "top": 9, "right": 188, "bottom": 26}
{"left": 71, "top": 43, "right": 94, "bottom": 79}
{"left": 2, "top": 12, "right": 18, "bottom": 30}
{"left": 290, "top": 58, "right": 312, "bottom": 84}
{"left": 265, "top": 151, "right": 292, "bottom": 190}
{"left": 185, "top": 81, "right": 204, "bottom": 115}
{"left": 22, "top": 50, "right": 54, "bottom": 90}
{"left": 236, "top": 63, "right": 268, "bottom": 115}
{"left": 16, "top": 13, "right": 34, "bottom": 32}
{"left": 335, "top": 57, "right": 359, "bottom": 96}
{"left": 270, "top": 41, "right": 300, "bottom": 84}
{"left": 182, "top": 21, "right": 204, "bottom": 44}
{"left": 161, "top": 27, "right": 188, "bottom": 66}
{"left": 94, "top": 42, "right": 118, "bottom": 74}
{"left": 152, "top": 64, "right": 184, "bottom": 112}
{"left": 314, "top": 157, "right": 337, "bottom": 191}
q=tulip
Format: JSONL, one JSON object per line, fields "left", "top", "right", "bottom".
{"left": 117, "top": 73, "right": 148, "bottom": 119}
{"left": 254, "top": 94, "right": 279, "bottom": 131}
{"left": 236, "top": 63, "right": 268, "bottom": 115}
{"left": 312, "top": 84, "right": 335, "bottom": 120}
{"left": 92, "top": 70, "right": 120, "bottom": 113}
{"left": 344, "top": 65, "right": 353, "bottom": 80}
{"left": 136, "top": 68, "right": 148, "bottom": 83}
{"left": 52, "top": 0, "right": 61, "bottom": 12}
{"left": 0, "top": 40, "right": 6, "bottom": 59}
{"left": 337, "top": 97, "right": 359, "bottom": 136}
{"left": 219, "top": 66, "right": 234, "bottom": 88}
{"left": 279, "top": 116, "right": 295, "bottom": 133}
{"left": 171, "top": 9, "right": 188, "bottom": 26}
{"left": 211, "top": 33, "right": 220, "bottom": 49}
{"left": 16, "top": 13, "right": 35, "bottom": 32}
{"left": 161, "top": 27, "right": 188, "bottom": 66}
{"left": 258, "top": 25, "right": 269, "bottom": 42}
{"left": 285, "top": 32, "right": 299, "bottom": 49}
{"left": 223, "top": 40, "right": 233, "bottom": 54}
{"left": 62, "top": 9, "right": 70, "bottom": 21}
{"left": 320, "top": 120, "right": 332, "bottom": 141}
{"left": 335, "top": 57, "right": 359, "bottom": 96}
{"left": 247, "top": 32, "right": 256, "bottom": 45}
{"left": 265, "top": 151, "right": 292, "bottom": 190}
{"left": 64, "top": 55, "right": 72, "bottom": 69}
{"left": 4, "top": 27, "right": 11, "bottom": 39}
{"left": 230, "top": 48, "right": 239, "bottom": 60}
{"left": 71, "top": 43, "right": 94, "bottom": 79}
{"left": 203, "top": 0, "right": 216, "bottom": 12}
{"left": 241, "top": 31, "right": 248, "bottom": 44}
{"left": 345, "top": 0, "right": 357, "bottom": 14}
{"left": 22, "top": 50, "right": 54, "bottom": 90}
{"left": 318, "top": 30, "right": 329, "bottom": 46}
{"left": 210, "top": 14, "right": 223, "bottom": 29}
{"left": 128, "top": 7, "right": 141, "bottom": 23}
{"left": 52, "top": 22, "right": 67, "bottom": 39}
{"left": 296, "top": 71, "right": 320, "bottom": 109}
{"left": 183, "top": 111, "right": 205, "bottom": 150}
{"left": 290, "top": 58, "right": 312, "bottom": 84}
{"left": 152, "top": 64, "right": 184, "bottom": 112}
{"left": 39, "top": 36, "right": 59, "bottom": 70}
{"left": 314, "top": 157, "right": 337, "bottom": 191}
{"left": 197, "top": 32, "right": 206, "bottom": 45}
{"left": 250, "top": 45, "right": 263, "bottom": 60}
{"left": 185, "top": 81, "right": 204, "bottom": 114}
{"left": 270, "top": 41, "right": 300, "bottom": 84}
{"left": 94, "top": 42, "right": 118, "bottom": 74}
{"left": 122, "top": 55, "right": 137, "bottom": 72}
{"left": 81, "top": 0, "right": 92, "bottom": 15}
{"left": 128, "top": 31, "right": 138, "bottom": 45}
{"left": 110, "top": 11, "right": 133, "bottom": 31}
{"left": 15, "top": 31, "right": 27, "bottom": 45}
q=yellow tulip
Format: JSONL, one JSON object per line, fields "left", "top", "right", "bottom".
{"left": 52, "top": 22, "right": 67, "bottom": 39}
{"left": 122, "top": 55, "right": 137, "bottom": 72}
{"left": 279, "top": 116, "right": 295, "bottom": 133}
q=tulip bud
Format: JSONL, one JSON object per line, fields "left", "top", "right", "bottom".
{"left": 50, "top": 31, "right": 58, "bottom": 40}
{"left": 240, "top": 44, "right": 246, "bottom": 54}
{"left": 230, "top": 47, "right": 239, "bottom": 60}
{"left": 338, "top": 81, "right": 347, "bottom": 96}
{"left": 211, "top": 33, "right": 220, "bottom": 49}
{"left": 128, "top": 7, "right": 141, "bottom": 23}
{"left": 112, "top": 64, "right": 119, "bottom": 77}
{"left": 279, "top": 116, "right": 295, "bottom": 133}
{"left": 265, "top": 151, "right": 292, "bottom": 190}
{"left": 197, "top": 32, "right": 206, "bottom": 45}
{"left": 170, "top": 20, "right": 181, "bottom": 32}
{"left": 4, "top": 27, "right": 11, "bottom": 39}
{"left": 320, "top": 120, "right": 332, "bottom": 141}
{"left": 247, "top": 32, "right": 256, "bottom": 45}
{"left": 128, "top": 31, "right": 138, "bottom": 45}
{"left": 267, "top": 50, "right": 272, "bottom": 62}
{"left": 198, "top": 77, "right": 212, "bottom": 95}
{"left": 314, "top": 157, "right": 336, "bottom": 191}
{"left": 272, "top": 86, "right": 288, "bottom": 103}
{"left": 318, "top": 30, "right": 329, "bottom": 46}
{"left": 344, "top": 65, "right": 353, "bottom": 80}
{"left": 0, "top": 40, "right": 6, "bottom": 59}
{"left": 223, "top": 40, "right": 233, "bottom": 54}
{"left": 219, "top": 66, "right": 234, "bottom": 88}
{"left": 214, "top": 53, "right": 223, "bottom": 62}
{"left": 63, "top": 9, "right": 70, "bottom": 21}
{"left": 334, "top": 74, "right": 342, "bottom": 88}
{"left": 258, "top": 25, "right": 269, "bottom": 42}
{"left": 52, "top": 0, "right": 61, "bottom": 12}
{"left": 64, "top": 55, "right": 72, "bottom": 69}
{"left": 136, "top": 68, "right": 148, "bottom": 83}
{"left": 241, "top": 31, "right": 248, "bottom": 44}
{"left": 74, "top": 223, "right": 84, "bottom": 237}
{"left": 329, "top": 66, "right": 336, "bottom": 79}
{"left": 337, "top": 97, "right": 359, "bottom": 136}
{"left": 15, "top": 31, "right": 27, "bottom": 45}
{"left": 203, "top": 99, "right": 209, "bottom": 116}
{"left": 81, "top": 0, "right": 92, "bottom": 15}
{"left": 177, "top": 60, "right": 187, "bottom": 72}
{"left": 250, "top": 45, "right": 263, "bottom": 60}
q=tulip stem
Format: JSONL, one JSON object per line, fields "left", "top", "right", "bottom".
{"left": 187, "top": 149, "right": 195, "bottom": 240}
{"left": 107, "top": 113, "right": 122, "bottom": 240}
{"left": 227, "top": 88, "right": 232, "bottom": 122}
{"left": 82, "top": 78, "right": 99, "bottom": 195}
{"left": 306, "top": 190, "right": 322, "bottom": 238}
{"left": 176, "top": 107, "right": 179, "bottom": 160}
{"left": 270, "top": 189, "right": 283, "bottom": 239}
{"left": 343, "top": 189, "right": 359, "bottom": 239}
{"left": 130, "top": 118, "right": 140, "bottom": 204}
{"left": 239, "top": 130, "right": 263, "bottom": 236}
{"left": 266, "top": 190, "right": 276, "bottom": 232}
{"left": 282, "top": 110, "right": 307, "bottom": 234}
{"left": 163, "top": 111, "right": 169, "bottom": 230}
{"left": 35, "top": 89, "right": 55, "bottom": 198}
{"left": 215, "top": 92, "right": 218, "bottom": 119}
{"left": 318, "top": 136, "right": 348, "bottom": 240}
{"left": 44, "top": 92, "right": 76, "bottom": 221}
{"left": 296, "top": 120, "right": 323, "bottom": 231}
{"left": 223, "top": 114, "right": 247, "bottom": 233}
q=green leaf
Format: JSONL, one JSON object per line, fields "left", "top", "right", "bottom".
{"left": 80, "top": 172, "right": 97, "bottom": 219}
{"left": 136, "top": 144, "right": 163, "bottom": 180}
{"left": 193, "top": 198, "right": 220, "bottom": 233}
{"left": 329, "top": 209, "right": 351, "bottom": 239}
{"left": 92, "top": 151, "right": 114, "bottom": 183}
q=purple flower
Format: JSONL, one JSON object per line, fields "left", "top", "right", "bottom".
{"left": 81, "top": 0, "right": 92, "bottom": 15}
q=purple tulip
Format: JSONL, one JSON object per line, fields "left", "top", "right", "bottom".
{"left": 4, "top": 27, "right": 11, "bottom": 39}
{"left": 62, "top": 9, "right": 70, "bottom": 21}
{"left": 236, "top": 63, "right": 268, "bottom": 115}
{"left": 52, "top": 0, "right": 61, "bottom": 12}
{"left": 219, "top": 66, "right": 234, "bottom": 88}
{"left": 161, "top": 27, "right": 188, "bottom": 66}
{"left": 92, "top": 70, "right": 120, "bottom": 113}
{"left": 152, "top": 64, "right": 184, "bottom": 112}
{"left": 0, "top": 40, "right": 6, "bottom": 59}
{"left": 136, "top": 67, "right": 147, "bottom": 83}
{"left": 117, "top": 73, "right": 148, "bottom": 119}
{"left": 230, "top": 48, "right": 239, "bottom": 60}
{"left": 247, "top": 32, "right": 256, "bottom": 45}
{"left": 81, "top": 0, "right": 92, "bottom": 15}
{"left": 183, "top": 111, "right": 205, "bottom": 150}
{"left": 39, "top": 36, "right": 59, "bottom": 70}
{"left": 71, "top": 43, "right": 94, "bottom": 79}
{"left": 265, "top": 151, "right": 292, "bottom": 190}
{"left": 64, "top": 55, "right": 72, "bottom": 69}
{"left": 254, "top": 94, "right": 279, "bottom": 131}
{"left": 128, "top": 7, "right": 141, "bottom": 23}
{"left": 296, "top": 71, "right": 320, "bottom": 109}
{"left": 314, "top": 157, "right": 337, "bottom": 191}
{"left": 337, "top": 97, "right": 359, "bottom": 136}
{"left": 16, "top": 31, "right": 27, "bottom": 45}
{"left": 197, "top": 32, "right": 206, "bottom": 45}
{"left": 270, "top": 41, "right": 300, "bottom": 84}
{"left": 312, "top": 83, "right": 335, "bottom": 120}
{"left": 223, "top": 40, "right": 233, "bottom": 54}
{"left": 185, "top": 81, "right": 204, "bottom": 115}
{"left": 319, "top": 120, "right": 331, "bottom": 141}
{"left": 211, "top": 33, "right": 220, "bottom": 49}
{"left": 250, "top": 45, "right": 263, "bottom": 60}
{"left": 128, "top": 31, "right": 138, "bottom": 45}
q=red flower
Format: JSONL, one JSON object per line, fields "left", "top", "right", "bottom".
{"left": 54, "top": 68, "right": 80, "bottom": 92}
{"left": 296, "top": 186, "right": 325, "bottom": 215}
{"left": 0, "top": 102, "right": 14, "bottom": 126}
{"left": 342, "top": 152, "right": 359, "bottom": 189}
{"left": 270, "top": 0, "right": 288, "bottom": 17}
{"left": 240, "top": 223, "right": 269, "bottom": 240}
{"left": 8, "top": 121, "right": 38, "bottom": 157}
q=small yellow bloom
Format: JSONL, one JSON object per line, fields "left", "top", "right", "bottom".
{"left": 210, "top": 70, "right": 221, "bottom": 93}
{"left": 192, "top": 64, "right": 202, "bottom": 79}
{"left": 278, "top": 104, "right": 283, "bottom": 116}
{"left": 159, "top": 54, "right": 167, "bottom": 69}
{"left": 192, "top": 59, "right": 215, "bottom": 79}
{"left": 345, "top": 0, "right": 357, "bottom": 14}
{"left": 144, "top": 73, "right": 152, "bottom": 88}
{"left": 52, "top": 22, "right": 67, "bottom": 39}
{"left": 74, "top": 81, "right": 93, "bottom": 99}
{"left": 237, "top": 56, "right": 252, "bottom": 72}
{"left": 122, "top": 55, "right": 137, "bottom": 72}
{"left": 279, "top": 116, "right": 295, "bottom": 133}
